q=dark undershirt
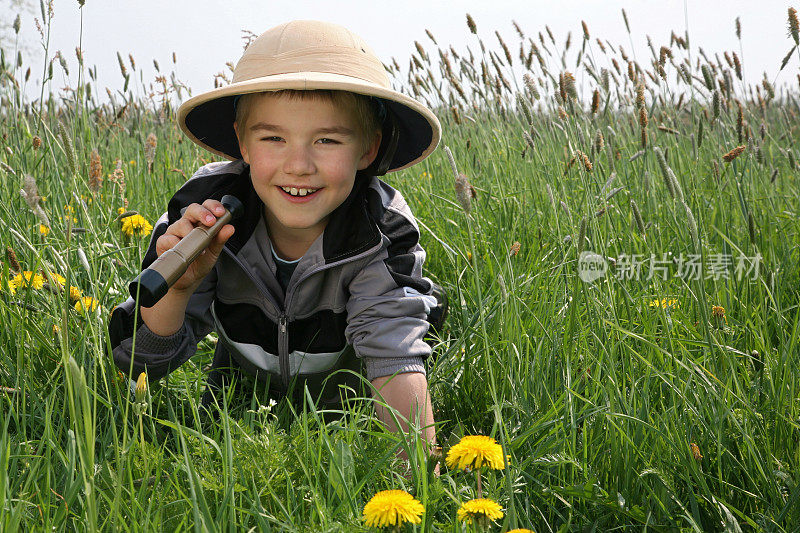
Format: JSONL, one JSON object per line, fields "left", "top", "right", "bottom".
{"left": 271, "top": 244, "right": 299, "bottom": 294}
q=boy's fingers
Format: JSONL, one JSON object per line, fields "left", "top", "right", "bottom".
{"left": 184, "top": 203, "right": 217, "bottom": 226}
{"left": 156, "top": 233, "right": 181, "bottom": 255}
{"left": 201, "top": 199, "right": 227, "bottom": 218}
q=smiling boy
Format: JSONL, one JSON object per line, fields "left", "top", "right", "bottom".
{"left": 109, "top": 20, "right": 445, "bottom": 456}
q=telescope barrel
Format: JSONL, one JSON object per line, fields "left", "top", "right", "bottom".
{"left": 128, "top": 195, "right": 243, "bottom": 308}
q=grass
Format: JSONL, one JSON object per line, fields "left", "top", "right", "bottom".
{"left": 1, "top": 3, "right": 800, "bottom": 531}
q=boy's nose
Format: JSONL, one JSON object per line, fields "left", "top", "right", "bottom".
{"left": 282, "top": 144, "right": 316, "bottom": 176}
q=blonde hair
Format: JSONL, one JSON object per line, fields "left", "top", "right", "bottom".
{"left": 234, "top": 89, "right": 383, "bottom": 154}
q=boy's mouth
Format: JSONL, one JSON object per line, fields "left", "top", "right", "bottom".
{"left": 278, "top": 186, "right": 321, "bottom": 201}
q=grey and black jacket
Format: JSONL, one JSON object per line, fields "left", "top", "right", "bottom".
{"left": 109, "top": 159, "right": 436, "bottom": 404}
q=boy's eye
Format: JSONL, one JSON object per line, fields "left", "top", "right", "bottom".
{"left": 259, "top": 137, "right": 339, "bottom": 144}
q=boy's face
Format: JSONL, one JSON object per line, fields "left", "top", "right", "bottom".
{"left": 234, "top": 94, "right": 381, "bottom": 246}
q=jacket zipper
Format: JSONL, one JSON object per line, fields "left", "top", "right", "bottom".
{"left": 222, "top": 238, "right": 382, "bottom": 387}
{"left": 278, "top": 314, "right": 289, "bottom": 388}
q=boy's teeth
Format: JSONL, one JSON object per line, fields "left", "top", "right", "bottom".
{"left": 281, "top": 186, "right": 318, "bottom": 197}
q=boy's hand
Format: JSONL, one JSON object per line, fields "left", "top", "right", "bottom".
{"left": 156, "top": 199, "right": 235, "bottom": 293}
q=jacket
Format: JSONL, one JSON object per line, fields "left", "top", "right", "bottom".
{"left": 109, "top": 159, "right": 436, "bottom": 404}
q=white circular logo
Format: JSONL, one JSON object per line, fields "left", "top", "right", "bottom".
{"left": 577, "top": 251, "right": 607, "bottom": 282}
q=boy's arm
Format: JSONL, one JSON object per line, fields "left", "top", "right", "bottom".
{"left": 370, "top": 372, "right": 437, "bottom": 452}
{"left": 109, "top": 211, "right": 217, "bottom": 380}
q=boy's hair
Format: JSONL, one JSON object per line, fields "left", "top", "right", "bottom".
{"left": 234, "top": 89, "right": 383, "bottom": 154}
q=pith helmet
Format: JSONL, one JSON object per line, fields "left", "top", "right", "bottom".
{"left": 177, "top": 20, "right": 442, "bottom": 175}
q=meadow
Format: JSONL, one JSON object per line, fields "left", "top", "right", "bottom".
{"left": 1, "top": 3, "right": 800, "bottom": 531}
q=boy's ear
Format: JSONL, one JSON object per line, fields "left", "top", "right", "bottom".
{"left": 358, "top": 130, "right": 383, "bottom": 170}
{"left": 233, "top": 122, "right": 249, "bottom": 163}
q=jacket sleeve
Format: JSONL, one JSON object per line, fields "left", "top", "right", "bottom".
{"left": 344, "top": 206, "right": 437, "bottom": 381}
{"left": 108, "top": 211, "right": 217, "bottom": 380}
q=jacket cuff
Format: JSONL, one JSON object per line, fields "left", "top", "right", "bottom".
{"left": 133, "top": 322, "right": 187, "bottom": 354}
{"left": 365, "top": 356, "right": 426, "bottom": 381}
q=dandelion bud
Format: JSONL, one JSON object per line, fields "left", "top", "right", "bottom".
{"left": 690, "top": 442, "right": 703, "bottom": 462}
{"left": 135, "top": 372, "right": 148, "bottom": 404}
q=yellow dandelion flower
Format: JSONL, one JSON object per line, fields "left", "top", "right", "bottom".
{"left": 456, "top": 498, "right": 504, "bottom": 524}
{"left": 68, "top": 286, "right": 82, "bottom": 303}
{"left": 38, "top": 224, "right": 50, "bottom": 237}
{"left": 446, "top": 435, "right": 505, "bottom": 471}
{"left": 648, "top": 298, "right": 679, "bottom": 309}
{"left": 0, "top": 274, "right": 17, "bottom": 295}
{"left": 711, "top": 305, "right": 726, "bottom": 328}
{"left": 45, "top": 271, "right": 66, "bottom": 287}
{"left": 507, "top": 529, "right": 536, "bottom": 533}
{"left": 74, "top": 296, "right": 99, "bottom": 315}
{"left": 117, "top": 207, "right": 126, "bottom": 215}
{"left": 129, "top": 160, "right": 136, "bottom": 166}
{"left": 121, "top": 214, "right": 153, "bottom": 237}
{"left": 362, "top": 489, "right": 424, "bottom": 529}
{"left": 11, "top": 271, "right": 46, "bottom": 290}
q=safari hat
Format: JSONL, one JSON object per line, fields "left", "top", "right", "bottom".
{"left": 177, "top": 20, "right": 442, "bottom": 175}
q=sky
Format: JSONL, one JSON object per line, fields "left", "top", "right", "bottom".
{"left": 5, "top": 0, "right": 799, "bottom": 105}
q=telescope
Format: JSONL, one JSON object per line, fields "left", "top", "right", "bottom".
{"left": 128, "top": 194, "right": 244, "bottom": 308}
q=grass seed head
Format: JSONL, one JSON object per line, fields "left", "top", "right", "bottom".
{"left": 631, "top": 199, "right": 645, "bottom": 235}
{"left": 58, "top": 121, "right": 77, "bottom": 178}
{"left": 466, "top": 13, "right": 477, "bottom": 35}
{"left": 722, "top": 145, "right": 746, "bottom": 162}
{"left": 789, "top": 7, "right": 799, "bottom": 45}
{"left": 89, "top": 149, "right": 102, "bottom": 192}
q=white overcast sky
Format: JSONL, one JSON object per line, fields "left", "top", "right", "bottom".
{"left": 6, "top": 0, "right": 800, "bottom": 104}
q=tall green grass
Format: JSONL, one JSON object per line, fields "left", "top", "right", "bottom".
{"left": 1, "top": 4, "right": 799, "bottom": 531}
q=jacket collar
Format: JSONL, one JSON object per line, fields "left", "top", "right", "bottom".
{"left": 167, "top": 161, "right": 381, "bottom": 264}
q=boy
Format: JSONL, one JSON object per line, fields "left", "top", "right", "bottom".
{"left": 109, "top": 20, "right": 445, "bottom": 453}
